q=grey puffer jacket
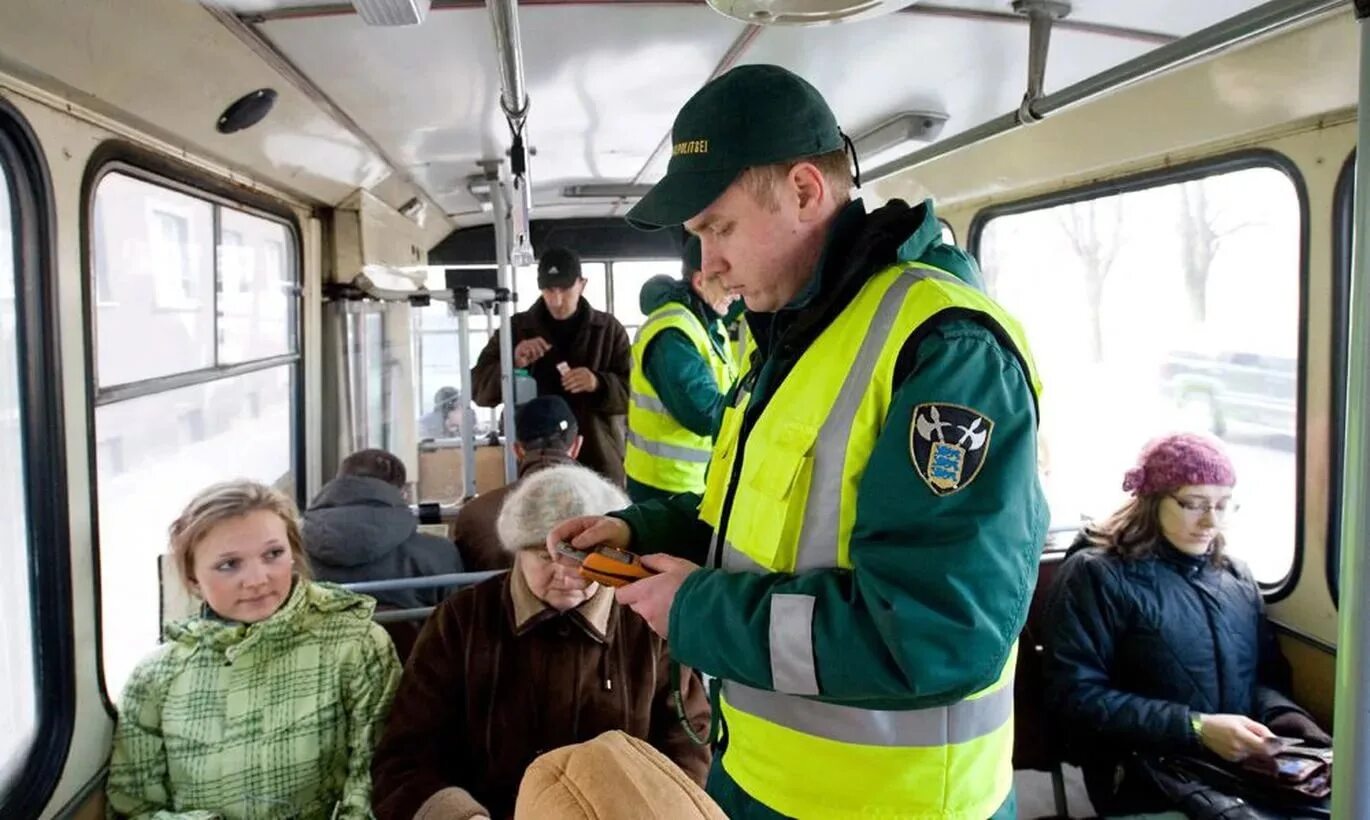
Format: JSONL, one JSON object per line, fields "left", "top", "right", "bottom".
{"left": 302, "top": 476, "right": 464, "bottom": 609}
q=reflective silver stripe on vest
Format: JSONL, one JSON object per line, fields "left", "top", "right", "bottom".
{"left": 722, "top": 539, "right": 755, "bottom": 572}
{"left": 626, "top": 430, "right": 712, "bottom": 463}
{"left": 630, "top": 391, "right": 671, "bottom": 416}
{"left": 793, "top": 266, "right": 959, "bottom": 572}
{"left": 769, "top": 594, "right": 819, "bottom": 695}
{"left": 739, "top": 267, "right": 965, "bottom": 700}
{"left": 723, "top": 678, "right": 1013, "bottom": 748}
{"left": 633, "top": 306, "right": 697, "bottom": 345}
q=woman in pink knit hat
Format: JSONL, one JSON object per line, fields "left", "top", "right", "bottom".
{"left": 1040, "top": 433, "right": 1329, "bottom": 816}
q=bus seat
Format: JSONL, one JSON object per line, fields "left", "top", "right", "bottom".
{"left": 158, "top": 553, "right": 198, "bottom": 633}
{"left": 1014, "top": 549, "right": 1069, "bottom": 817}
{"left": 418, "top": 443, "right": 507, "bottom": 503}
{"left": 378, "top": 615, "right": 421, "bottom": 663}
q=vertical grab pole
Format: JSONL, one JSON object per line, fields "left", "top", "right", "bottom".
{"left": 454, "top": 287, "right": 478, "bottom": 499}
{"left": 489, "top": 169, "right": 520, "bottom": 483}
{"left": 1334, "top": 4, "right": 1370, "bottom": 818}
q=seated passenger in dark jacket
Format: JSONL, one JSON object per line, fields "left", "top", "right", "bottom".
{"left": 1042, "top": 433, "right": 1329, "bottom": 815}
{"left": 303, "top": 449, "right": 464, "bottom": 610}
{"left": 371, "top": 463, "right": 711, "bottom": 820}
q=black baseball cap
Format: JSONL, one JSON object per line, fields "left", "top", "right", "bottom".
{"left": 537, "top": 247, "right": 583, "bottom": 289}
{"left": 626, "top": 64, "right": 843, "bottom": 231}
{"left": 515, "top": 395, "right": 578, "bottom": 443}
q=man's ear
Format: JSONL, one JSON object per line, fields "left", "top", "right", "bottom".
{"left": 514, "top": 442, "right": 527, "bottom": 460}
{"left": 690, "top": 270, "right": 705, "bottom": 296}
{"left": 569, "top": 435, "right": 584, "bottom": 460}
{"left": 788, "top": 161, "right": 828, "bottom": 221}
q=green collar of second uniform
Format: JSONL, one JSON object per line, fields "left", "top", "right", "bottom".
{"left": 769, "top": 195, "right": 966, "bottom": 315}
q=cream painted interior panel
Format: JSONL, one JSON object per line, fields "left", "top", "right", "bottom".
{"left": 1279, "top": 633, "right": 1337, "bottom": 729}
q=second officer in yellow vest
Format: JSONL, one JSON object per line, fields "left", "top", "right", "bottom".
{"left": 549, "top": 64, "right": 1047, "bottom": 819}
{"left": 626, "top": 235, "right": 740, "bottom": 504}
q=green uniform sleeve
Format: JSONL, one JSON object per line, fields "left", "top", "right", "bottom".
{"left": 336, "top": 624, "right": 402, "bottom": 819}
{"left": 106, "top": 650, "right": 220, "bottom": 820}
{"left": 642, "top": 329, "right": 727, "bottom": 437}
{"left": 612, "top": 491, "right": 713, "bottom": 566}
{"left": 668, "top": 320, "right": 1046, "bottom": 707}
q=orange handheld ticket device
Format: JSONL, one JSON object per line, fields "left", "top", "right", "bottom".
{"left": 556, "top": 542, "right": 657, "bottom": 587}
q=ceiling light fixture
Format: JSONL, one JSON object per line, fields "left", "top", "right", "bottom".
{"left": 562, "top": 183, "right": 655, "bottom": 199}
{"left": 350, "top": 0, "right": 430, "bottom": 26}
{"left": 852, "top": 111, "right": 949, "bottom": 163}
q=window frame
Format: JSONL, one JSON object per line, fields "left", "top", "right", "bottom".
{"left": 967, "top": 149, "right": 1311, "bottom": 601}
{"left": 81, "top": 142, "right": 305, "bottom": 714}
{"left": 1328, "top": 149, "right": 1355, "bottom": 607}
{"left": 0, "top": 98, "right": 75, "bottom": 819}
{"left": 938, "top": 217, "right": 957, "bottom": 246}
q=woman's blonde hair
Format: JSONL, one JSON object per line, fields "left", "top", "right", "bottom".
{"left": 1084, "top": 492, "right": 1227, "bottom": 565}
{"left": 169, "top": 479, "right": 310, "bottom": 591}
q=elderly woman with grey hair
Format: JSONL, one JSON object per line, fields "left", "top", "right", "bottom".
{"left": 371, "top": 463, "right": 711, "bottom": 820}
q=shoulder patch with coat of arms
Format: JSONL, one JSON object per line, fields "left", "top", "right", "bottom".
{"left": 910, "top": 403, "right": 994, "bottom": 496}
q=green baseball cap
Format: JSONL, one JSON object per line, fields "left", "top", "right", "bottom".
{"left": 626, "top": 64, "right": 844, "bottom": 231}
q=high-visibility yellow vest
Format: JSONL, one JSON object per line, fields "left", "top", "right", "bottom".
{"left": 734, "top": 314, "right": 755, "bottom": 378}
{"left": 626, "top": 301, "right": 738, "bottom": 494}
{"left": 698, "top": 262, "right": 1042, "bottom": 819}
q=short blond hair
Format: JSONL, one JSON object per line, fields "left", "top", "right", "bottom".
{"left": 169, "top": 479, "right": 310, "bottom": 590}
{"left": 737, "top": 149, "right": 854, "bottom": 212}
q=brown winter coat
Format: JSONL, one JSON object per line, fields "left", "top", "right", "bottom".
{"left": 472, "top": 298, "right": 631, "bottom": 485}
{"left": 450, "top": 450, "right": 578, "bottom": 573}
{"left": 370, "top": 568, "right": 712, "bottom": 820}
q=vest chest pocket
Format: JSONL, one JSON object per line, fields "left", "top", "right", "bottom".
{"left": 733, "top": 422, "right": 818, "bottom": 572}
{"left": 700, "top": 403, "right": 746, "bottom": 527}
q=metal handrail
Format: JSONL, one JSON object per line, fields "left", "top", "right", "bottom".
{"left": 866, "top": 0, "right": 1345, "bottom": 184}
{"left": 375, "top": 607, "right": 435, "bottom": 625}
{"left": 344, "top": 570, "right": 506, "bottom": 594}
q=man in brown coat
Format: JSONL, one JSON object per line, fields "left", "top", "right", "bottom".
{"left": 452, "top": 396, "right": 582, "bottom": 572}
{"left": 472, "top": 247, "right": 631, "bottom": 485}
{"left": 372, "top": 463, "right": 712, "bottom": 820}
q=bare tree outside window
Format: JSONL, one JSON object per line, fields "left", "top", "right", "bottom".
{"left": 977, "top": 164, "right": 1300, "bottom": 585}
{"left": 1056, "top": 197, "right": 1124, "bottom": 363}
{"left": 1177, "top": 178, "right": 1264, "bottom": 323}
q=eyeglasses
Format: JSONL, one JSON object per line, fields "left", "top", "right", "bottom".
{"left": 1168, "top": 495, "right": 1239, "bottom": 518}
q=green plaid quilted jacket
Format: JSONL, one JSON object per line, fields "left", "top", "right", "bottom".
{"left": 107, "top": 580, "right": 402, "bottom": 820}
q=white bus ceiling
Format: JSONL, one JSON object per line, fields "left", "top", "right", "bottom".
{"left": 0, "top": 0, "right": 1314, "bottom": 237}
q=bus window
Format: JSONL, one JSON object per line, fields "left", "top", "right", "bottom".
{"left": 939, "top": 218, "right": 956, "bottom": 246}
{"left": 413, "top": 268, "right": 498, "bottom": 440}
{"left": 513, "top": 261, "right": 607, "bottom": 313}
{"left": 974, "top": 158, "right": 1303, "bottom": 587}
{"left": 610, "top": 259, "right": 679, "bottom": 337}
{"left": 91, "top": 170, "right": 301, "bottom": 700}
{"left": 0, "top": 141, "right": 36, "bottom": 797}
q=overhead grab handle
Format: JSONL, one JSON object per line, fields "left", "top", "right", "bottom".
{"left": 1012, "top": 0, "right": 1072, "bottom": 125}
{"left": 487, "top": 0, "right": 536, "bottom": 267}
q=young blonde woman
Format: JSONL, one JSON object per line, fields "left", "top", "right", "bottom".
{"left": 1042, "top": 433, "right": 1328, "bottom": 816}
{"left": 106, "top": 480, "right": 402, "bottom": 819}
